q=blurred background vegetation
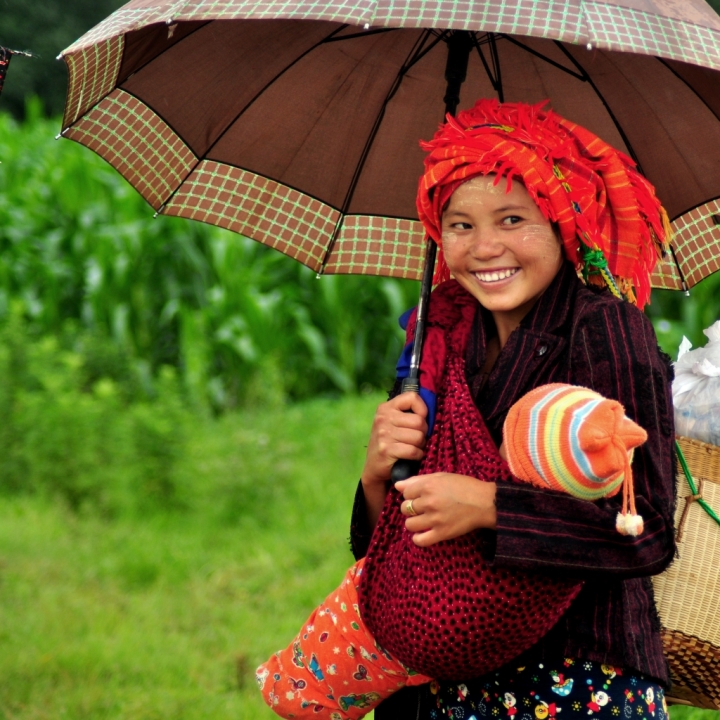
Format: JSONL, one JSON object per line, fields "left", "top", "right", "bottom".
{"left": 0, "top": 1, "right": 719, "bottom": 718}
{"left": 0, "top": 0, "right": 126, "bottom": 119}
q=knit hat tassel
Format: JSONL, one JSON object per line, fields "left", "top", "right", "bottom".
{"left": 616, "top": 447, "right": 644, "bottom": 536}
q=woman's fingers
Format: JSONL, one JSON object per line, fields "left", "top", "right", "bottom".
{"left": 409, "top": 528, "right": 441, "bottom": 547}
{"left": 390, "top": 391, "right": 429, "bottom": 418}
{"left": 396, "top": 473, "right": 498, "bottom": 545}
{"left": 401, "top": 498, "right": 416, "bottom": 517}
{"left": 376, "top": 424, "right": 426, "bottom": 450}
{"left": 361, "top": 394, "right": 429, "bottom": 487}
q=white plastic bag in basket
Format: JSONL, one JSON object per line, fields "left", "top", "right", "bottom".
{"left": 673, "top": 319, "right": 720, "bottom": 446}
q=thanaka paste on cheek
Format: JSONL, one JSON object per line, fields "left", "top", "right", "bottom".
{"left": 442, "top": 231, "right": 458, "bottom": 248}
{"left": 516, "top": 224, "right": 562, "bottom": 257}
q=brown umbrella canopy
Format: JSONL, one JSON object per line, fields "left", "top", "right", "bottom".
{"left": 59, "top": 2, "right": 720, "bottom": 291}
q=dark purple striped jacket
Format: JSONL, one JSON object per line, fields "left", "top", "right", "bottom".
{"left": 351, "top": 261, "right": 676, "bottom": 689}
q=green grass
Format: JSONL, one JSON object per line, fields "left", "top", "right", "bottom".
{"left": 0, "top": 393, "right": 717, "bottom": 720}
{"left": 673, "top": 712, "right": 719, "bottom": 720}
{"left": 0, "top": 394, "right": 379, "bottom": 719}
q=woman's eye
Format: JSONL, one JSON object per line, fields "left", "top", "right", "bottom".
{"left": 502, "top": 216, "right": 522, "bottom": 225}
{"left": 453, "top": 222, "right": 473, "bottom": 230}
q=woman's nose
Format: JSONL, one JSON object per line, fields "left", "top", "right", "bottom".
{"left": 468, "top": 228, "right": 504, "bottom": 259}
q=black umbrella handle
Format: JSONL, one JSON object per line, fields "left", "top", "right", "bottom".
{"left": 390, "top": 32, "right": 472, "bottom": 487}
{"left": 390, "top": 376, "right": 423, "bottom": 483}
{"left": 390, "top": 240, "right": 436, "bottom": 485}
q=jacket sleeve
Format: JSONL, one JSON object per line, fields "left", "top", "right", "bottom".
{"left": 492, "top": 299, "right": 677, "bottom": 579}
{"left": 349, "top": 379, "right": 404, "bottom": 560}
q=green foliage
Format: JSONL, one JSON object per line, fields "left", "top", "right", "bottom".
{"left": 671, "top": 711, "right": 720, "bottom": 720}
{"left": 0, "top": 308, "right": 188, "bottom": 514}
{"left": 0, "top": 393, "right": 377, "bottom": 718}
{"left": 0, "top": 0, "right": 126, "bottom": 118}
{"left": 648, "top": 273, "right": 720, "bottom": 361}
{"left": 0, "top": 110, "right": 419, "bottom": 409}
{"left": 0, "top": 305, "right": 395, "bottom": 525}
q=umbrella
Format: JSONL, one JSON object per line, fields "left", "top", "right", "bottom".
{"left": 58, "top": 1, "right": 720, "bottom": 705}
{"left": 57, "top": 0, "right": 720, "bottom": 296}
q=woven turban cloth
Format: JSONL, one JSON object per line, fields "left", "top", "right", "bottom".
{"left": 416, "top": 99, "right": 672, "bottom": 308}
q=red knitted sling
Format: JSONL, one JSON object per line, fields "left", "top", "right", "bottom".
{"left": 357, "top": 281, "right": 582, "bottom": 680}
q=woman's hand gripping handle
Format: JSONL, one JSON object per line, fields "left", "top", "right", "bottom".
{"left": 391, "top": 376, "right": 425, "bottom": 483}
{"left": 361, "top": 391, "right": 428, "bottom": 531}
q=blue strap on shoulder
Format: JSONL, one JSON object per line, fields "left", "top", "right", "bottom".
{"left": 396, "top": 309, "right": 437, "bottom": 437}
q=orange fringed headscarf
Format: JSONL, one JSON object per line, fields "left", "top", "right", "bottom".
{"left": 416, "top": 99, "right": 672, "bottom": 308}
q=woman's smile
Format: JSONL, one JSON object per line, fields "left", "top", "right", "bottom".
{"left": 473, "top": 267, "right": 519, "bottom": 283}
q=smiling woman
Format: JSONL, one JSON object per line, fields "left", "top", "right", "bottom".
{"left": 254, "top": 100, "right": 680, "bottom": 720}
{"left": 347, "top": 99, "right": 678, "bottom": 720}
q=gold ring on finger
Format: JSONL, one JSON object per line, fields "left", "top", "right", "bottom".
{"left": 405, "top": 499, "right": 417, "bottom": 517}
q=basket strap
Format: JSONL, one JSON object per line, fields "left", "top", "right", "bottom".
{"left": 674, "top": 440, "right": 720, "bottom": 540}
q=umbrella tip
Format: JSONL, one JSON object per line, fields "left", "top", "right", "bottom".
{"left": 586, "top": 43, "right": 593, "bottom": 50}
{"left": 363, "top": 23, "right": 370, "bottom": 30}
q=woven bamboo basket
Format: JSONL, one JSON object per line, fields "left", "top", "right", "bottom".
{"left": 652, "top": 435, "right": 720, "bottom": 709}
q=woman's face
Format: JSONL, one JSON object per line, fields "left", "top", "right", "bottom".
{"left": 441, "top": 175, "right": 563, "bottom": 334}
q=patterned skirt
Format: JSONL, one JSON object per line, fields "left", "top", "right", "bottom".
{"left": 429, "top": 658, "right": 666, "bottom": 720}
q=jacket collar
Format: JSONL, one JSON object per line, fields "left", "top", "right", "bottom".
{"left": 469, "top": 260, "right": 580, "bottom": 365}
{"left": 466, "top": 261, "right": 583, "bottom": 440}
{"left": 517, "top": 260, "right": 580, "bottom": 337}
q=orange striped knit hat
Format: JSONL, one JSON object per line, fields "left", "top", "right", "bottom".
{"left": 417, "top": 99, "right": 672, "bottom": 308}
{"left": 503, "top": 383, "right": 647, "bottom": 536}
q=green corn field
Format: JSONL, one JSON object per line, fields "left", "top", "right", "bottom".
{"left": 1, "top": 101, "right": 719, "bottom": 415}
{"left": 0, "top": 100, "right": 422, "bottom": 412}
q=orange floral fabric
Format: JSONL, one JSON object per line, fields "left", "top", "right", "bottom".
{"left": 256, "top": 558, "right": 430, "bottom": 719}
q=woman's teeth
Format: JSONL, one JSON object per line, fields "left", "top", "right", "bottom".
{"left": 475, "top": 268, "right": 518, "bottom": 283}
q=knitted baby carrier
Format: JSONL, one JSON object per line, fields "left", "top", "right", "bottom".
{"left": 358, "top": 281, "right": 583, "bottom": 680}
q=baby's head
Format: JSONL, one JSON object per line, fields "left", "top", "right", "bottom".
{"left": 503, "top": 383, "right": 647, "bottom": 536}
{"left": 416, "top": 99, "right": 671, "bottom": 309}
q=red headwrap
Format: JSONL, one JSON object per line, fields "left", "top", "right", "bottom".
{"left": 416, "top": 99, "right": 671, "bottom": 308}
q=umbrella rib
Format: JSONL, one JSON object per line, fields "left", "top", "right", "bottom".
{"left": 667, "top": 243, "right": 690, "bottom": 293}
{"left": 154, "top": 24, "right": 350, "bottom": 215}
{"left": 335, "top": 28, "right": 442, "bottom": 212}
{"left": 488, "top": 33, "right": 504, "bottom": 103}
{"left": 318, "top": 29, "right": 444, "bottom": 272}
{"left": 553, "top": 42, "right": 643, "bottom": 173}
{"left": 498, "top": 35, "right": 585, "bottom": 82}
{"left": 473, "top": 34, "right": 502, "bottom": 98}
{"left": 324, "top": 28, "right": 399, "bottom": 43}
{"left": 656, "top": 58, "right": 720, "bottom": 124}
{"left": 118, "top": 21, "right": 212, "bottom": 85}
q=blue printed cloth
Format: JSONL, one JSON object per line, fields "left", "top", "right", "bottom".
{"left": 429, "top": 658, "right": 666, "bottom": 720}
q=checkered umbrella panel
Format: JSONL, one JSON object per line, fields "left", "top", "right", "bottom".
{"left": 59, "top": 1, "right": 720, "bottom": 288}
